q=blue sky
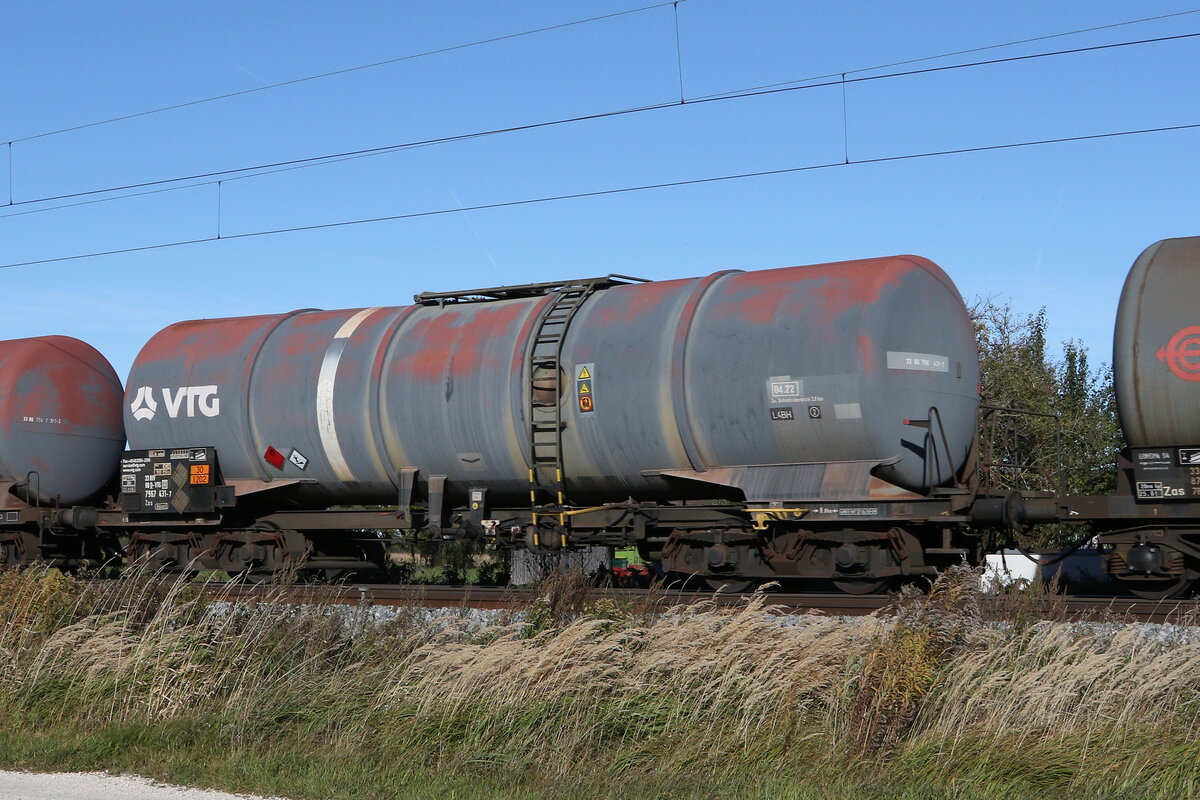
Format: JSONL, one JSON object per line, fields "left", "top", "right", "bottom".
{"left": 2, "top": 0, "right": 1197, "bottom": 379}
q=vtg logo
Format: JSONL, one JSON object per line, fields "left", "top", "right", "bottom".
{"left": 129, "top": 386, "right": 221, "bottom": 422}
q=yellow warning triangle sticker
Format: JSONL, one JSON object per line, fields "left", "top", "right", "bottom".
{"left": 578, "top": 382, "right": 591, "bottom": 394}
{"left": 578, "top": 366, "right": 591, "bottom": 379}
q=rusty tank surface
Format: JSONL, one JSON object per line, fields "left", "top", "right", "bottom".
{"left": 1114, "top": 236, "right": 1200, "bottom": 448}
{"left": 124, "top": 255, "right": 979, "bottom": 507}
{"left": 0, "top": 336, "right": 125, "bottom": 505}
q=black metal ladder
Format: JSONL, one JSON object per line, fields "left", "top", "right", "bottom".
{"left": 527, "top": 283, "right": 596, "bottom": 515}
{"left": 415, "top": 272, "right": 649, "bottom": 529}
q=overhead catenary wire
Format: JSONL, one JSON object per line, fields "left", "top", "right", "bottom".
{"left": 673, "top": 1, "right": 686, "bottom": 103}
{"left": 4, "top": 3, "right": 1191, "bottom": 148}
{"left": 1, "top": 1, "right": 685, "bottom": 145}
{"left": 840, "top": 74, "right": 850, "bottom": 164}
{"left": 0, "top": 137, "right": 454, "bottom": 221}
{"left": 0, "top": 119, "right": 1195, "bottom": 271}
{"left": 688, "top": 6, "right": 1200, "bottom": 100}
{"left": 3, "top": 27, "right": 1197, "bottom": 220}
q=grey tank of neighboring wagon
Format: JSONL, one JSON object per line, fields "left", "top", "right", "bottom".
{"left": 0, "top": 336, "right": 126, "bottom": 505}
{"left": 123, "top": 255, "right": 980, "bottom": 506}
{"left": 1114, "top": 236, "right": 1200, "bottom": 447}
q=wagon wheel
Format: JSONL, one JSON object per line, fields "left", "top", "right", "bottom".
{"left": 832, "top": 577, "right": 890, "bottom": 595}
{"left": 230, "top": 570, "right": 274, "bottom": 585}
{"left": 1128, "top": 569, "right": 1199, "bottom": 601}
{"left": 300, "top": 535, "right": 388, "bottom": 584}
{"left": 219, "top": 522, "right": 297, "bottom": 583}
{"left": 298, "top": 568, "right": 360, "bottom": 584}
{"left": 702, "top": 577, "right": 757, "bottom": 593}
{"left": 127, "top": 536, "right": 198, "bottom": 579}
{"left": 317, "top": 569, "right": 350, "bottom": 583}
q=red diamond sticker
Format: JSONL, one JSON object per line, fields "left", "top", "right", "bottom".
{"left": 263, "top": 446, "right": 285, "bottom": 470}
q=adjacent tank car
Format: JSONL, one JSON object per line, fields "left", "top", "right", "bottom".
{"left": 963, "top": 235, "right": 1200, "bottom": 599}
{"left": 1065, "top": 236, "right": 1200, "bottom": 598}
{"left": 0, "top": 336, "right": 125, "bottom": 566}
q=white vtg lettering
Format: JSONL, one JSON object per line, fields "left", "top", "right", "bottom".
{"left": 130, "top": 385, "right": 220, "bottom": 421}
{"left": 163, "top": 386, "right": 221, "bottom": 418}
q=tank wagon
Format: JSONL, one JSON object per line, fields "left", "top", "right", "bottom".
{"left": 1055, "top": 236, "right": 1200, "bottom": 598}
{"left": 106, "top": 254, "right": 982, "bottom": 590}
{"left": 0, "top": 336, "right": 125, "bottom": 567}
{"left": 962, "top": 234, "right": 1200, "bottom": 599}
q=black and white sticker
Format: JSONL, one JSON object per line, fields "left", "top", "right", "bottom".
{"left": 770, "top": 407, "right": 795, "bottom": 421}
{"left": 1136, "top": 450, "right": 1172, "bottom": 471}
{"left": 1179, "top": 448, "right": 1200, "bottom": 465}
{"left": 838, "top": 506, "right": 879, "bottom": 517}
{"left": 1137, "top": 481, "right": 1186, "bottom": 498}
{"left": 289, "top": 449, "right": 309, "bottom": 470}
{"left": 1136, "top": 481, "right": 1164, "bottom": 499}
{"left": 769, "top": 379, "right": 801, "bottom": 400}
{"left": 767, "top": 377, "right": 802, "bottom": 406}
{"left": 886, "top": 351, "right": 950, "bottom": 372}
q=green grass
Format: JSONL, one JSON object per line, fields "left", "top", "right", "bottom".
{"left": 0, "top": 565, "right": 1196, "bottom": 799}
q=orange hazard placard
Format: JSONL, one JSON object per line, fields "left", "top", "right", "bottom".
{"left": 189, "top": 464, "right": 211, "bottom": 485}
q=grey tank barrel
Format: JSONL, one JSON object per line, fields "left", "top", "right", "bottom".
{"left": 0, "top": 336, "right": 126, "bottom": 505}
{"left": 1115, "top": 236, "right": 1200, "bottom": 448}
{"left": 124, "top": 255, "right": 980, "bottom": 505}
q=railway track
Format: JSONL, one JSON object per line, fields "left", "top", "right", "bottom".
{"left": 199, "top": 582, "right": 1200, "bottom": 623}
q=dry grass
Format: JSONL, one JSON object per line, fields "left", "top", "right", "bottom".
{"left": 0, "top": 563, "right": 1196, "bottom": 799}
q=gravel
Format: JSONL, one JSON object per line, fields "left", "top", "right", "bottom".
{"left": 0, "top": 771, "right": 288, "bottom": 800}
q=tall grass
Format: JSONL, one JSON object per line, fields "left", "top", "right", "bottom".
{"left": 0, "top": 564, "right": 1196, "bottom": 799}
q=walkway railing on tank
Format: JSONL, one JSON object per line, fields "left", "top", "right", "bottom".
{"left": 977, "top": 404, "right": 1064, "bottom": 496}
{"left": 414, "top": 274, "right": 648, "bottom": 305}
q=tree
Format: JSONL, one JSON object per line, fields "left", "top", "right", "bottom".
{"left": 970, "top": 298, "right": 1124, "bottom": 501}
{"left": 1055, "top": 340, "right": 1123, "bottom": 496}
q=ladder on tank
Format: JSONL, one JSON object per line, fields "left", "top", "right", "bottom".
{"left": 524, "top": 276, "right": 647, "bottom": 528}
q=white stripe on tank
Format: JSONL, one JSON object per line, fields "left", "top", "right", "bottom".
{"left": 316, "top": 308, "right": 381, "bottom": 482}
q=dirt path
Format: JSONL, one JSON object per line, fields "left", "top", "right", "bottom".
{"left": 0, "top": 771, "right": 286, "bottom": 800}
